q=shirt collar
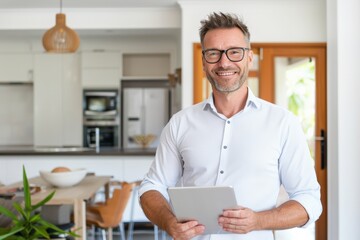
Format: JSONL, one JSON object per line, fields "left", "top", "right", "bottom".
{"left": 203, "top": 87, "right": 261, "bottom": 112}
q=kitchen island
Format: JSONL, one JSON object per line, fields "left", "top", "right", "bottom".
{"left": 0, "top": 146, "right": 156, "bottom": 223}
{"left": 0, "top": 146, "right": 156, "bottom": 156}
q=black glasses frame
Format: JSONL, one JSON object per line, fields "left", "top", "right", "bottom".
{"left": 202, "top": 47, "right": 250, "bottom": 64}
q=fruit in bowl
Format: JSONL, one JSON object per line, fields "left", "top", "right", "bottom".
{"left": 40, "top": 167, "right": 87, "bottom": 188}
{"left": 133, "top": 134, "right": 156, "bottom": 148}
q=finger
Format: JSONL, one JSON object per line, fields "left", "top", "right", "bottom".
{"left": 172, "top": 221, "right": 205, "bottom": 239}
{"left": 223, "top": 208, "right": 246, "bottom": 218}
{"left": 219, "top": 216, "right": 240, "bottom": 225}
{"left": 221, "top": 224, "right": 245, "bottom": 234}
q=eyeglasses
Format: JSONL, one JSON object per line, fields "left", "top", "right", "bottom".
{"left": 202, "top": 47, "right": 250, "bottom": 64}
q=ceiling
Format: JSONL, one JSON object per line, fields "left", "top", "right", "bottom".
{"left": 0, "top": 0, "right": 179, "bottom": 9}
{"left": 0, "top": 0, "right": 181, "bottom": 38}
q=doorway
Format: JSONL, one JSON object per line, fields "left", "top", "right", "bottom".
{"left": 193, "top": 43, "right": 327, "bottom": 240}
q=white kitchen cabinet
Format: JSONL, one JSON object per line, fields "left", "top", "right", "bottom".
{"left": 82, "top": 52, "right": 121, "bottom": 68}
{"left": 122, "top": 53, "right": 170, "bottom": 77}
{"left": 33, "top": 53, "right": 82, "bottom": 147}
{"left": 82, "top": 68, "right": 121, "bottom": 89}
{"left": 81, "top": 52, "right": 121, "bottom": 89}
{"left": 0, "top": 53, "right": 33, "bottom": 82}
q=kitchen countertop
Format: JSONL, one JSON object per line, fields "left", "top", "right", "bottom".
{"left": 0, "top": 146, "right": 156, "bottom": 156}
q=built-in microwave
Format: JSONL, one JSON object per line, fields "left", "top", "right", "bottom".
{"left": 83, "top": 90, "right": 120, "bottom": 148}
{"left": 83, "top": 90, "right": 118, "bottom": 121}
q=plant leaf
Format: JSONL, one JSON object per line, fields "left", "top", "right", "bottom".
{"left": 22, "top": 166, "right": 32, "bottom": 212}
{"left": 29, "top": 213, "right": 41, "bottom": 223}
{"left": 33, "top": 225, "right": 50, "bottom": 239}
{"left": 12, "top": 202, "right": 27, "bottom": 221}
{"left": 38, "top": 219, "right": 80, "bottom": 237}
{"left": 31, "top": 190, "right": 56, "bottom": 211}
{"left": 0, "top": 225, "right": 24, "bottom": 240}
{"left": 0, "top": 205, "right": 18, "bottom": 221}
{"left": 0, "top": 165, "right": 79, "bottom": 240}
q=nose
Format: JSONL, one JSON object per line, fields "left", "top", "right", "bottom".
{"left": 217, "top": 52, "right": 232, "bottom": 66}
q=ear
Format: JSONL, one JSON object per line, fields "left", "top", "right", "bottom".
{"left": 247, "top": 50, "right": 254, "bottom": 69}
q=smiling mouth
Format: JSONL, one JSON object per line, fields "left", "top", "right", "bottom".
{"left": 216, "top": 71, "right": 238, "bottom": 76}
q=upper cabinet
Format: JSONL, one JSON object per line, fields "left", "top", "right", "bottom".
{"left": 0, "top": 53, "right": 33, "bottom": 83}
{"left": 81, "top": 51, "right": 122, "bottom": 89}
{"left": 81, "top": 51, "right": 172, "bottom": 89}
{"left": 122, "top": 53, "right": 171, "bottom": 79}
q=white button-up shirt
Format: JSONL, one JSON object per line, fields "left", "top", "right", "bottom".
{"left": 139, "top": 89, "right": 322, "bottom": 240}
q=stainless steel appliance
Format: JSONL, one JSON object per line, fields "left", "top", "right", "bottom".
{"left": 83, "top": 90, "right": 120, "bottom": 148}
{"left": 83, "top": 90, "right": 118, "bottom": 122}
{"left": 121, "top": 80, "right": 171, "bottom": 149}
{"left": 84, "top": 126, "right": 118, "bottom": 148}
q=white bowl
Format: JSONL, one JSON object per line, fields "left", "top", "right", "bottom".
{"left": 40, "top": 168, "right": 87, "bottom": 188}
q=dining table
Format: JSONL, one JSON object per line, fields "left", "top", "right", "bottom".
{"left": 3, "top": 174, "right": 112, "bottom": 240}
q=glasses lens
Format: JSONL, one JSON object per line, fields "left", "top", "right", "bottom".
{"left": 204, "top": 50, "right": 222, "bottom": 63}
{"left": 226, "top": 48, "right": 244, "bottom": 62}
{"left": 203, "top": 48, "right": 246, "bottom": 63}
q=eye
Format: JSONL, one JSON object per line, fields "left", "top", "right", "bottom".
{"left": 228, "top": 49, "right": 242, "bottom": 55}
{"left": 207, "top": 51, "right": 219, "bottom": 57}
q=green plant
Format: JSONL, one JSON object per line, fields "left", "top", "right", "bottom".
{"left": 0, "top": 166, "right": 78, "bottom": 240}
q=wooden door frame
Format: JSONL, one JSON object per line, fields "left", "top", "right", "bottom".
{"left": 193, "top": 43, "right": 205, "bottom": 104}
{"left": 193, "top": 42, "right": 327, "bottom": 240}
{"left": 254, "top": 43, "right": 327, "bottom": 240}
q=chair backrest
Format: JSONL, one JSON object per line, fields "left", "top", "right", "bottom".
{"left": 98, "top": 181, "right": 135, "bottom": 227}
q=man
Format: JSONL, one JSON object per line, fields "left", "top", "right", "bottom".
{"left": 139, "top": 12, "right": 322, "bottom": 240}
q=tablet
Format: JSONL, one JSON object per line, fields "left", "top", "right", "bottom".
{"left": 167, "top": 186, "right": 238, "bottom": 235}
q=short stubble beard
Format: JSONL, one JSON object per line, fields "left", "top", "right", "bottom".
{"left": 206, "top": 65, "right": 249, "bottom": 94}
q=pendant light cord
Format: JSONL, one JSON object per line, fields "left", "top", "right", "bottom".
{"left": 60, "top": 0, "right": 62, "bottom": 13}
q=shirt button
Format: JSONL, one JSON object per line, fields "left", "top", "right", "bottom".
{"left": 220, "top": 170, "right": 224, "bottom": 174}
{"left": 223, "top": 146, "right": 227, "bottom": 149}
{"left": 227, "top": 120, "right": 230, "bottom": 124}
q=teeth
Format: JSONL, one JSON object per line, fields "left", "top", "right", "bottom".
{"left": 217, "top": 72, "right": 235, "bottom": 76}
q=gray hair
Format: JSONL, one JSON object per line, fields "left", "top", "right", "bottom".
{"left": 199, "top": 12, "right": 251, "bottom": 47}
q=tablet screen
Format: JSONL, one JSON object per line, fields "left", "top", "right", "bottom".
{"left": 168, "top": 186, "right": 238, "bottom": 235}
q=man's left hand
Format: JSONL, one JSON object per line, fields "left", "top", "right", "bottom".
{"left": 218, "top": 207, "right": 260, "bottom": 234}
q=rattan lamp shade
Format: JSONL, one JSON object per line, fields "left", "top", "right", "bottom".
{"left": 42, "top": 13, "right": 80, "bottom": 53}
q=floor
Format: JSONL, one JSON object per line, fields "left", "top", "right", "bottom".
{"left": 88, "top": 225, "right": 315, "bottom": 240}
{"left": 88, "top": 223, "right": 169, "bottom": 240}
{"left": 91, "top": 233, "right": 163, "bottom": 240}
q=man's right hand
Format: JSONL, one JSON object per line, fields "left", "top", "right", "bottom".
{"left": 140, "top": 190, "right": 205, "bottom": 240}
{"left": 166, "top": 220, "right": 205, "bottom": 240}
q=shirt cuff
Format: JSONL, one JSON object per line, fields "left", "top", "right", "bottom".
{"left": 291, "top": 194, "right": 322, "bottom": 228}
{"left": 138, "top": 178, "right": 170, "bottom": 202}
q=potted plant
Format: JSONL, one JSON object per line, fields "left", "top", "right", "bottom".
{"left": 0, "top": 166, "right": 78, "bottom": 239}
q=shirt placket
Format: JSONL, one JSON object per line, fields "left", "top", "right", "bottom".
{"left": 215, "top": 119, "right": 232, "bottom": 185}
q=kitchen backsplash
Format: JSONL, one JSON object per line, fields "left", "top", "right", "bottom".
{"left": 0, "top": 84, "right": 33, "bottom": 145}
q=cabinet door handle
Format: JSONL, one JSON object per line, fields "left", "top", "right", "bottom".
{"left": 315, "top": 129, "right": 327, "bottom": 170}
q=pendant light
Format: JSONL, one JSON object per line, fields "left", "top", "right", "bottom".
{"left": 42, "top": 0, "right": 80, "bottom": 53}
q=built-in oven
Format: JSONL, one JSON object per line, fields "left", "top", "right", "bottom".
{"left": 83, "top": 90, "right": 120, "bottom": 148}
{"left": 84, "top": 126, "right": 119, "bottom": 148}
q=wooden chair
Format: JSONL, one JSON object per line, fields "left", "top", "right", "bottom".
{"left": 86, "top": 181, "right": 135, "bottom": 240}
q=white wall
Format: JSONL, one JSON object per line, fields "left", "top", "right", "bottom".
{"left": 178, "top": 0, "right": 326, "bottom": 108}
{"left": 327, "top": 0, "right": 360, "bottom": 239}
{"left": 0, "top": 7, "right": 180, "bottom": 30}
